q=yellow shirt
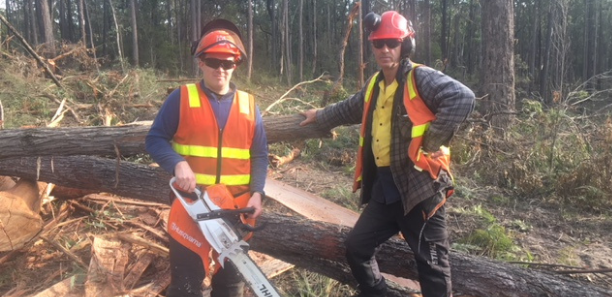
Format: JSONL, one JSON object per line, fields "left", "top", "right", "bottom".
{"left": 371, "top": 79, "right": 398, "bottom": 167}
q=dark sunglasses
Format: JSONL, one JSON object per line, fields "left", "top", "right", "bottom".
{"left": 372, "top": 38, "right": 402, "bottom": 49}
{"left": 202, "top": 58, "right": 237, "bottom": 70}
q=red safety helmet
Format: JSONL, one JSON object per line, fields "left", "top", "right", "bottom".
{"left": 365, "top": 11, "right": 416, "bottom": 58}
{"left": 368, "top": 11, "right": 414, "bottom": 41}
{"left": 192, "top": 19, "right": 247, "bottom": 64}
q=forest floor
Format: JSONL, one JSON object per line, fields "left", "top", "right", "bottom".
{"left": 0, "top": 48, "right": 611, "bottom": 296}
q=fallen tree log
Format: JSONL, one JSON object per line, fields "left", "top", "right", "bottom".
{"left": 1, "top": 156, "right": 610, "bottom": 297}
{"left": 0, "top": 114, "right": 333, "bottom": 160}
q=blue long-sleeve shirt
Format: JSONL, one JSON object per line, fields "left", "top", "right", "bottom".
{"left": 146, "top": 81, "right": 268, "bottom": 194}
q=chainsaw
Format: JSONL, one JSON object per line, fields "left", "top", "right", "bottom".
{"left": 169, "top": 177, "right": 282, "bottom": 297}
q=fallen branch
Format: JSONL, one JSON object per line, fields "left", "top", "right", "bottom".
{"left": 40, "top": 235, "right": 89, "bottom": 269}
{"left": 0, "top": 14, "right": 64, "bottom": 89}
{"left": 263, "top": 72, "right": 329, "bottom": 115}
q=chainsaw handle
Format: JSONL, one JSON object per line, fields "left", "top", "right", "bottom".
{"left": 195, "top": 207, "right": 255, "bottom": 221}
{"left": 169, "top": 177, "right": 203, "bottom": 201}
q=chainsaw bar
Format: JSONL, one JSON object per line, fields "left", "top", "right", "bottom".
{"left": 169, "top": 178, "right": 283, "bottom": 297}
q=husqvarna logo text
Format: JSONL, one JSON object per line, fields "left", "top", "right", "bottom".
{"left": 170, "top": 222, "right": 202, "bottom": 248}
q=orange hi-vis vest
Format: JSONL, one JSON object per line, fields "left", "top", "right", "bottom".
{"left": 172, "top": 83, "right": 256, "bottom": 197}
{"left": 168, "top": 83, "right": 256, "bottom": 277}
{"left": 353, "top": 65, "right": 452, "bottom": 192}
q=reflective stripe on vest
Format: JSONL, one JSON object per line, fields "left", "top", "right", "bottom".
{"left": 172, "top": 83, "right": 255, "bottom": 193}
{"left": 353, "top": 66, "right": 452, "bottom": 192}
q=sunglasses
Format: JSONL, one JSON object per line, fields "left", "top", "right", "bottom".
{"left": 202, "top": 58, "right": 237, "bottom": 70}
{"left": 372, "top": 39, "right": 402, "bottom": 49}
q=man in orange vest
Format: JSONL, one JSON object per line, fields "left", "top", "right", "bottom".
{"left": 301, "top": 10, "right": 474, "bottom": 297}
{"left": 146, "top": 19, "right": 268, "bottom": 297}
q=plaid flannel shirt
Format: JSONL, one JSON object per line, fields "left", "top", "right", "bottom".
{"left": 316, "top": 60, "right": 475, "bottom": 214}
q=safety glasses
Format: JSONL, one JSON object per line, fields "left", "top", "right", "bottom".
{"left": 202, "top": 58, "right": 237, "bottom": 70}
{"left": 372, "top": 38, "right": 402, "bottom": 49}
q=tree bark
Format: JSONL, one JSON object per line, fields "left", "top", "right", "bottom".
{"left": 311, "top": 0, "right": 318, "bottom": 77}
{"left": 334, "top": 2, "right": 360, "bottom": 88}
{"left": 282, "top": 0, "right": 291, "bottom": 85}
{"left": 107, "top": 0, "right": 125, "bottom": 73}
{"left": 247, "top": 0, "right": 253, "bottom": 83}
{"left": 481, "top": 0, "right": 516, "bottom": 134}
{"left": 129, "top": 0, "right": 139, "bottom": 67}
{"left": 298, "top": 0, "right": 303, "bottom": 82}
{"left": 78, "top": 0, "right": 86, "bottom": 47}
{"left": 0, "top": 155, "right": 609, "bottom": 297}
{"left": 38, "top": 0, "right": 55, "bottom": 56}
{"left": 0, "top": 115, "right": 334, "bottom": 160}
{"left": 252, "top": 213, "right": 612, "bottom": 297}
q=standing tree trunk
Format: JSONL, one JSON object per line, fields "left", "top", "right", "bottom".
{"left": 4, "top": 0, "right": 9, "bottom": 22}
{"left": 282, "top": 0, "right": 292, "bottom": 85}
{"left": 357, "top": 0, "right": 363, "bottom": 89}
{"left": 66, "top": 0, "right": 75, "bottom": 42}
{"left": 58, "top": 0, "right": 67, "bottom": 41}
{"left": 84, "top": 0, "right": 99, "bottom": 72}
{"left": 440, "top": 0, "right": 449, "bottom": 67}
{"left": 190, "top": 0, "right": 197, "bottom": 76}
{"left": 361, "top": 0, "right": 371, "bottom": 75}
{"left": 130, "top": 0, "right": 139, "bottom": 67}
{"left": 78, "top": 0, "right": 86, "bottom": 46}
{"left": 481, "top": 0, "right": 516, "bottom": 134}
{"left": 423, "top": 0, "right": 432, "bottom": 66}
{"left": 334, "top": 3, "right": 360, "bottom": 88}
{"left": 107, "top": 0, "right": 125, "bottom": 73}
{"left": 196, "top": 0, "right": 201, "bottom": 38}
{"left": 540, "top": 1, "right": 553, "bottom": 103}
{"left": 102, "top": 0, "right": 109, "bottom": 57}
{"left": 298, "top": 0, "right": 303, "bottom": 82}
{"left": 528, "top": 0, "right": 539, "bottom": 89}
{"left": 38, "top": 0, "right": 55, "bottom": 56}
{"left": 311, "top": 0, "right": 317, "bottom": 77}
{"left": 247, "top": 0, "right": 253, "bottom": 83}
{"left": 465, "top": 0, "right": 476, "bottom": 75}
{"left": 28, "top": 0, "right": 37, "bottom": 46}
{"left": 265, "top": 0, "right": 277, "bottom": 74}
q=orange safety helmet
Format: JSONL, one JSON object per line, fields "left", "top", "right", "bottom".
{"left": 192, "top": 19, "right": 247, "bottom": 65}
{"left": 365, "top": 11, "right": 416, "bottom": 58}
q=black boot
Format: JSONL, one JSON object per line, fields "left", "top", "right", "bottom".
{"left": 355, "top": 277, "right": 387, "bottom": 297}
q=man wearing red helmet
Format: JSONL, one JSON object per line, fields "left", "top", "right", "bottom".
{"left": 301, "top": 11, "right": 474, "bottom": 297}
{"left": 146, "top": 19, "right": 268, "bottom": 297}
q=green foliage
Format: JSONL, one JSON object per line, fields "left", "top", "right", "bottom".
{"left": 321, "top": 184, "right": 360, "bottom": 211}
{"left": 455, "top": 98, "right": 612, "bottom": 212}
{"left": 279, "top": 269, "right": 355, "bottom": 297}
{"left": 453, "top": 205, "right": 527, "bottom": 261}
{"left": 464, "top": 225, "right": 515, "bottom": 258}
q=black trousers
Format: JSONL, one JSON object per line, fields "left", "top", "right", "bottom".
{"left": 165, "top": 236, "right": 245, "bottom": 297}
{"left": 345, "top": 194, "right": 452, "bottom": 297}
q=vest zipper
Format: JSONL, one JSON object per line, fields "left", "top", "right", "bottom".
{"left": 215, "top": 127, "right": 223, "bottom": 184}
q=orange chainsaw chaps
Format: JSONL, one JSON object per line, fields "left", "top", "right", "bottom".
{"left": 167, "top": 198, "right": 215, "bottom": 278}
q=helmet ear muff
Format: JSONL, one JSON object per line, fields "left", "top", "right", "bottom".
{"left": 401, "top": 37, "right": 415, "bottom": 59}
{"left": 401, "top": 19, "right": 416, "bottom": 59}
{"left": 364, "top": 12, "right": 381, "bottom": 34}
